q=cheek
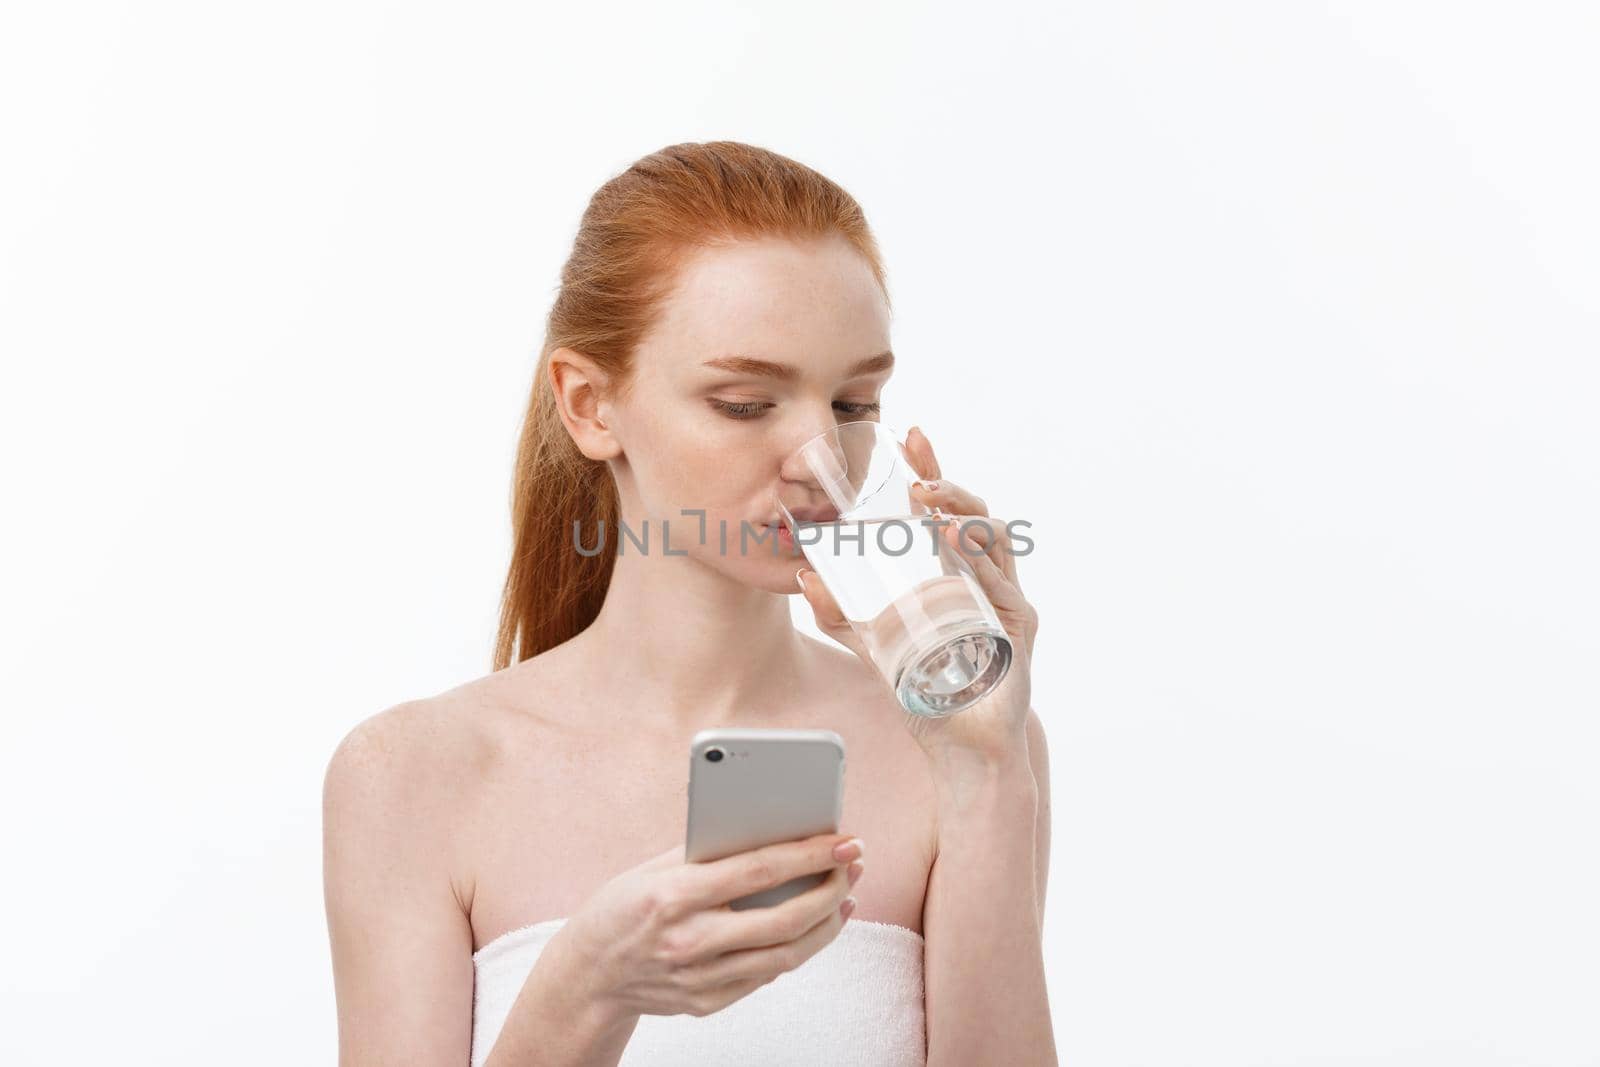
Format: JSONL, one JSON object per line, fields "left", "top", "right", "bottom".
{"left": 633, "top": 417, "right": 765, "bottom": 516}
{"left": 673, "top": 452, "right": 742, "bottom": 516}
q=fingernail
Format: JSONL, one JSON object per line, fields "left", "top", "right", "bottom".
{"left": 840, "top": 896, "right": 857, "bottom": 920}
{"left": 847, "top": 860, "right": 864, "bottom": 886}
{"left": 918, "top": 479, "right": 939, "bottom": 491}
{"left": 795, "top": 568, "right": 808, "bottom": 592}
{"left": 833, "top": 837, "right": 863, "bottom": 862}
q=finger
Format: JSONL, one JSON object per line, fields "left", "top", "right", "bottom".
{"left": 795, "top": 568, "right": 870, "bottom": 661}
{"left": 671, "top": 864, "right": 852, "bottom": 978}
{"left": 910, "top": 477, "right": 988, "bottom": 520}
{"left": 676, "top": 886, "right": 850, "bottom": 992}
{"left": 639, "top": 841, "right": 686, "bottom": 870}
{"left": 937, "top": 513, "right": 1020, "bottom": 590}
{"left": 903, "top": 425, "right": 943, "bottom": 483}
{"left": 943, "top": 519, "right": 1035, "bottom": 639}
{"left": 688, "top": 860, "right": 852, "bottom": 961}
{"left": 689, "top": 973, "right": 772, "bottom": 1018}
{"left": 945, "top": 518, "right": 1020, "bottom": 603}
{"left": 681, "top": 830, "right": 858, "bottom": 914}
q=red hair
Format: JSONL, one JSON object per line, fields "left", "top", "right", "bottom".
{"left": 493, "top": 141, "right": 892, "bottom": 670}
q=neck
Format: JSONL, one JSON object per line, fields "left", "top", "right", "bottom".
{"left": 571, "top": 534, "right": 810, "bottom": 733}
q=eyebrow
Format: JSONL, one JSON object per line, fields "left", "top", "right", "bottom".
{"left": 700, "top": 350, "right": 894, "bottom": 382}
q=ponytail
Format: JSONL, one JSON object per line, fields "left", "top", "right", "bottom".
{"left": 493, "top": 141, "right": 889, "bottom": 669}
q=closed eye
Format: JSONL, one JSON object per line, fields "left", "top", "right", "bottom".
{"left": 708, "top": 399, "right": 881, "bottom": 421}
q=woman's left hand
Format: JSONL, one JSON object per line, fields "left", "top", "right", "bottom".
{"left": 795, "top": 426, "right": 1038, "bottom": 771}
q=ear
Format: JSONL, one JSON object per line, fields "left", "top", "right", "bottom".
{"left": 549, "top": 347, "right": 621, "bottom": 461}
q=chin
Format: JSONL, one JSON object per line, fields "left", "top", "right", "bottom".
{"left": 701, "top": 547, "right": 809, "bottom": 593}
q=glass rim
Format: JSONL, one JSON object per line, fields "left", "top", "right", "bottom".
{"left": 783, "top": 418, "right": 902, "bottom": 453}
{"left": 772, "top": 419, "right": 912, "bottom": 527}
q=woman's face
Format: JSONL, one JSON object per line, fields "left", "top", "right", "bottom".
{"left": 609, "top": 233, "right": 894, "bottom": 593}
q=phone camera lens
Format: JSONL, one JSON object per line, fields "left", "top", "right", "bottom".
{"left": 705, "top": 747, "right": 725, "bottom": 762}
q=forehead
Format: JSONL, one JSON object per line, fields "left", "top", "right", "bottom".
{"left": 647, "top": 235, "right": 889, "bottom": 360}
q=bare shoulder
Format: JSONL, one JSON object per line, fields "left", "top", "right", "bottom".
{"left": 798, "top": 633, "right": 888, "bottom": 697}
{"left": 321, "top": 682, "right": 523, "bottom": 1060}
{"left": 796, "top": 632, "right": 937, "bottom": 778}
{"left": 320, "top": 662, "right": 556, "bottom": 838}
{"left": 1025, "top": 706, "right": 1050, "bottom": 770}
{"left": 324, "top": 693, "right": 480, "bottom": 807}
{"left": 321, "top": 698, "right": 476, "bottom": 908}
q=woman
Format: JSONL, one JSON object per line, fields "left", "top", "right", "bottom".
{"left": 323, "top": 141, "right": 1055, "bottom": 1066}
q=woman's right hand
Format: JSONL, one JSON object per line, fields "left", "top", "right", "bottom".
{"left": 547, "top": 830, "right": 866, "bottom": 1020}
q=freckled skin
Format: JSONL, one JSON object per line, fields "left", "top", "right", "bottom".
{"left": 328, "top": 232, "right": 938, "bottom": 1002}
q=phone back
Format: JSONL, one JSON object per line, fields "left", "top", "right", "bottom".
{"left": 685, "top": 728, "right": 846, "bottom": 910}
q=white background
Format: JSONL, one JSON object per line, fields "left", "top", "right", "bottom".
{"left": 3, "top": 2, "right": 1596, "bottom": 1064}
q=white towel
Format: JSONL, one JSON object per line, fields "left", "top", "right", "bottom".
{"left": 470, "top": 917, "right": 926, "bottom": 1066}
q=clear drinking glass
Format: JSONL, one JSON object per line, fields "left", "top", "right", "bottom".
{"left": 774, "top": 421, "right": 1013, "bottom": 717}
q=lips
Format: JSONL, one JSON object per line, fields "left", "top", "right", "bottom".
{"left": 774, "top": 504, "right": 841, "bottom": 526}
{"left": 762, "top": 505, "right": 840, "bottom": 556}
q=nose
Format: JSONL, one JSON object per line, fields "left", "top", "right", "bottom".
{"left": 777, "top": 414, "right": 845, "bottom": 485}
{"left": 776, "top": 424, "right": 858, "bottom": 524}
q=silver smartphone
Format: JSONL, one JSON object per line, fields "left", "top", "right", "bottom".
{"left": 685, "top": 728, "right": 847, "bottom": 910}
